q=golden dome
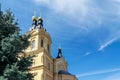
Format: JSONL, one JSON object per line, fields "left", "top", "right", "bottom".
{"left": 32, "top": 16, "right": 38, "bottom": 21}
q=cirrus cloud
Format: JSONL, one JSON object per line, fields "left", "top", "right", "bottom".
{"left": 33, "top": 0, "right": 120, "bottom": 24}
{"left": 77, "top": 68, "right": 120, "bottom": 78}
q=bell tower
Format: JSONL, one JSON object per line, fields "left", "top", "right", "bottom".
{"left": 26, "top": 12, "right": 53, "bottom": 80}
{"left": 25, "top": 11, "right": 77, "bottom": 80}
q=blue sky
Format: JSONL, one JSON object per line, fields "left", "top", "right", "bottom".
{"left": 1, "top": 0, "right": 120, "bottom": 80}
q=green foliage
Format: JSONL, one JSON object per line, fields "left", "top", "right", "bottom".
{"left": 0, "top": 63, "right": 33, "bottom": 80}
{"left": 0, "top": 7, "right": 33, "bottom": 80}
{"left": 17, "top": 55, "right": 34, "bottom": 71}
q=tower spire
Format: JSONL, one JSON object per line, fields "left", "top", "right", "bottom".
{"left": 30, "top": 10, "right": 38, "bottom": 30}
{"left": 56, "top": 45, "right": 63, "bottom": 59}
{"left": 34, "top": 10, "right": 36, "bottom": 16}
{"left": 32, "top": 10, "right": 37, "bottom": 21}
{"left": 58, "top": 43, "right": 61, "bottom": 49}
{"left": 37, "top": 11, "right": 43, "bottom": 29}
{"left": 40, "top": 11, "right": 42, "bottom": 18}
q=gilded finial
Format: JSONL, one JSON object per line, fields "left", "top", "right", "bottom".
{"left": 32, "top": 10, "right": 38, "bottom": 21}
{"left": 38, "top": 11, "right": 43, "bottom": 20}
{"left": 58, "top": 43, "right": 61, "bottom": 50}
{"left": 40, "top": 11, "right": 42, "bottom": 18}
{"left": 34, "top": 10, "right": 36, "bottom": 16}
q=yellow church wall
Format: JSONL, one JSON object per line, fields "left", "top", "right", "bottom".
{"left": 32, "top": 52, "right": 44, "bottom": 67}
{"left": 54, "top": 58, "right": 68, "bottom": 73}
{"left": 58, "top": 74, "right": 76, "bottom": 80}
{"left": 43, "top": 51, "right": 53, "bottom": 72}
{"left": 30, "top": 69, "right": 43, "bottom": 80}
{"left": 53, "top": 73, "right": 59, "bottom": 80}
{"left": 38, "top": 35, "right": 52, "bottom": 55}
{"left": 43, "top": 69, "right": 53, "bottom": 80}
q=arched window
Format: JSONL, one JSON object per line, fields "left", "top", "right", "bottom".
{"left": 41, "top": 39, "right": 43, "bottom": 47}
{"left": 48, "top": 63, "right": 50, "bottom": 70}
{"left": 32, "top": 40, "right": 35, "bottom": 49}
{"left": 47, "top": 44, "right": 50, "bottom": 52}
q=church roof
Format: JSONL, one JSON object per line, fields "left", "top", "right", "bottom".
{"left": 58, "top": 70, "right": 73, "bottom": 75}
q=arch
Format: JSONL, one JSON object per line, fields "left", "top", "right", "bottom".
{"left": 32, "top": 40, "right": 35, "bottom": 49}
{"left": 41, "top": 39, "right": 44, "bottom": 47}
{"left": 47, "top": 44, "right": 50, "bottom": 52}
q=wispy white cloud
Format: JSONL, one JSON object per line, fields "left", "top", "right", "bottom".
{"left": 32, "top": 0, "right": 104, "bottom": 25}
{"left": 34, "top": 0, "right": 50, "bottom": 5}
{"left": 102, "top": 72, "right": 120, "bottom": 80}
{"left": 84, "top": 52, "right": 91, "bottom": 56}
{"left": 98, "top": 31, "right": 120, "bottom": 51}
{"left": 77, "top": 68, "right": 120, "bottom": 78}
{"left": 98, "top": 38, "right": 117, "bottom": 51}
{"left": 33, "top": 0, "right": 120, "bottom": 23}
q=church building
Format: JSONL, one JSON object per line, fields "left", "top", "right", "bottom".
{"left": 25, "top": 12, "right": 77, "bottom": 80}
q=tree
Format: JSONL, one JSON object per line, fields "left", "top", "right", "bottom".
{"left": 0, "top": 6, "right": 33, "bottom": 80}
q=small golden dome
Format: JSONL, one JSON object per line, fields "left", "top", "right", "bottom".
{"left": 32, "top": 16, "right": 38, "bottom": 21}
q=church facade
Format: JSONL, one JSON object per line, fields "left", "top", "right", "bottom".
{"left": 25, "top": 13, "right": 77, "bottom": 80}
